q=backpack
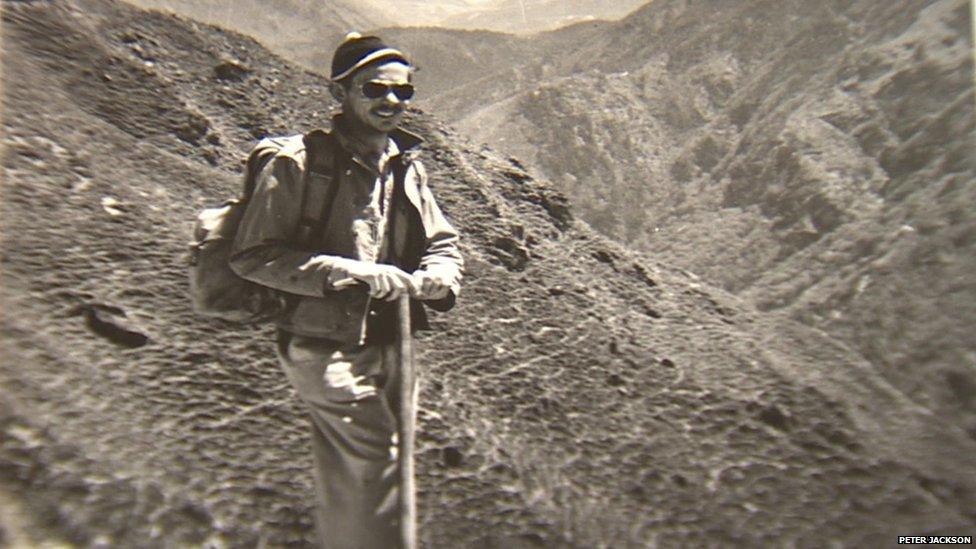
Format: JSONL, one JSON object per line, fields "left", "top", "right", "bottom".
{"left": 188, "top": 131, "right": 338, "bottom": 323}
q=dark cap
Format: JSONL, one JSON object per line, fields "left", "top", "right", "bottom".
{"left": 331, "top": 32, "right": 409, "bottom": 82}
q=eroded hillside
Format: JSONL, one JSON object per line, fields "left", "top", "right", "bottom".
{"left": 2, "top": 1, "right": 975, "bottom": 547}
{"left": 122, "top": 0, "right": 385, "bottom": 72}
{"left": 433, "top": 0, "right": 976, "bottom": 443}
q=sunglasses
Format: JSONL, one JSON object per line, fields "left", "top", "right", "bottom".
{"left": 361, "top": 81, "right": 415, "bottom": 101}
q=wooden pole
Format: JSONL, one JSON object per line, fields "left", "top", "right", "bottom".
{"left": 397, "top": 294, "right": 417, "bottom": 549}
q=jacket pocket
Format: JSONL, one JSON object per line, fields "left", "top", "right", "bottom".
{"left": 278, "top": 289, "right": 369, "bottom": 342}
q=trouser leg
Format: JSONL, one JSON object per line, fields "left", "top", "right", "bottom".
{"left": 277, "top": 332, "right": 402, "bottom": 549}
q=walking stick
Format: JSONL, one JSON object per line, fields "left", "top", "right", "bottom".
{"left": 397, "top": 294, "right": 417, "bottom": 549}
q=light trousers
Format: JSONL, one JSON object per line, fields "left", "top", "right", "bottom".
{"left": 277, "top": 331, "right": 409, "bottom": 549}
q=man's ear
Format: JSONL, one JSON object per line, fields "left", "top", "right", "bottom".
{"left": 329, "top": 81, "right": 346, "bottom": 103}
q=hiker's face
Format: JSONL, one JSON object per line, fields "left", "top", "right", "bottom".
{"left": 340, "top": 61, "right": 412, "bottom": 134}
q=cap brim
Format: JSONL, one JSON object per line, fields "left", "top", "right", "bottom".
{"left": 332, "top": 48, "right": 409, "bottom": 81}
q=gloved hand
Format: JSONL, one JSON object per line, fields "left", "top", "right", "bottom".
{"left": 329, "top": 259, "right": 418, "bottom": 301}
{"left": 410, "top": 267, "right": 454, "bottom": 300}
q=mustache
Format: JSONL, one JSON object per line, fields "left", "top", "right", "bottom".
{"left": 372, "top": 105, "right": 405, "bottom": 114}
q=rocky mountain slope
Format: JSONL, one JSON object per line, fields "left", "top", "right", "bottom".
{"left": 2, "top": 0, "right": 975, "bottom": 547}
{"left": 377, "top": 21, "right": 611, "bottom": 101}
{"left": 123, "top": 0, "right": 385, "bottom": 71}
{"left": 434, "top": 0, "right": 976, "bottom": 442}
{"left": 121, "top": 0, "right": 631, "bottom": 77}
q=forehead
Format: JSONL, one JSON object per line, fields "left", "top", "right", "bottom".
{"left": 352, "top": 61, "right": 412, "bottom": 83}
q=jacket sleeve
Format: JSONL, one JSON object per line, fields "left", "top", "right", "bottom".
{"left": 414, "top": 161, "right": 464, "bottom": 310}
{"left": 229, "top": 154, "right": 344, "bottom": 297}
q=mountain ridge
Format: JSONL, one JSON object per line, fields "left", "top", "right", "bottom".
{"left": 122, "top": 0, "right": 386, "bottom": 72}
{"left": 434, "top": 0, "right": 976, "bottom": 439}
{"left": 357, "top": 0, "right": 647, "bottom": 34}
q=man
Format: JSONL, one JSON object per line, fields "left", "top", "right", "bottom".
{"left": 229, "top": 33, "right": 463, "bottom": 548}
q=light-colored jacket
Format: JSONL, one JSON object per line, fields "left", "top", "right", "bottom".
{"left": 230, "top": 125, "right": 463, "bottom": 343}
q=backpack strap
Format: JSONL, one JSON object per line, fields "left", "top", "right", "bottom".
{"left": 240, "top": 137, "right": 290, "bottom": 201}
{"left": 385, "top": 154, "right": 424, "bottom": 269}
{"left": 296, "top": 130, "right": 343, "bottom": 248}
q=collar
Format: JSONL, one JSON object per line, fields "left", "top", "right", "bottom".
{"left": 331, "top": 114, "right": 423, "bottom": 170}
